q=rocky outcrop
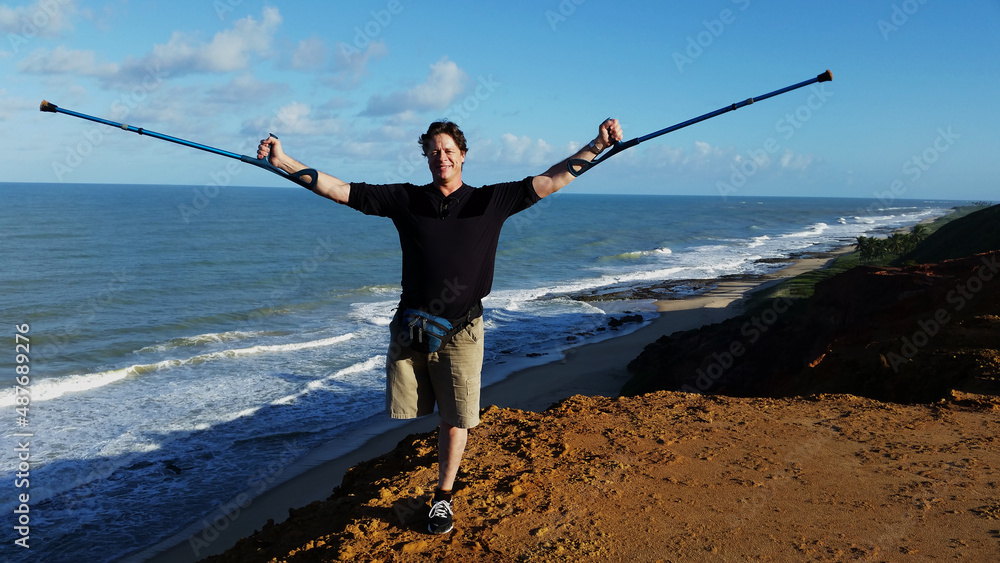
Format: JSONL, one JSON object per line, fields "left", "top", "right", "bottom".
{"left": 624, "top": 251, "right": 1000, "bottom": 403}
{"left": 897, "top": 204, "right": 1000, "bottom": 264}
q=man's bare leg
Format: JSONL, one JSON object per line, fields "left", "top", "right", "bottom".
{"left": 438, "top": 421, "right": 467, "bottom": 491}
{"left": 428, "top": 421, "right": 466, "bottom": 534}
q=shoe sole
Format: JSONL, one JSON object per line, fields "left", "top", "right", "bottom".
{"left": 428, "top": 523, "right": 454, "bottom": 535}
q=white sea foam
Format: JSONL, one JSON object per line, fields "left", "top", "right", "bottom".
{"left": 781, "top": 222, "right": 829, "bottom": 238}
{"left": 0, "top": 333, "right": 357, "bottom": 407}
{"left": 605, "top": 247, "right": 673, "bottom": 260}
{"left": 135, "top": 330, "right": 283, "bottom": 353}
{"left": 273, "top": 355, "right": 386, "bottom": 405}
{"left": 348, "top": 299, "right": 398, "bottom": 327}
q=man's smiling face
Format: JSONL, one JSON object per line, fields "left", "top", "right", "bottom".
{"left": 425, "top": 133, "right": 466, "bottom": 191}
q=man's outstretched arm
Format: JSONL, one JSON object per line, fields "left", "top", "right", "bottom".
{"left": 531, "top": 118, "right": 622, "bottom": 199}
{"left": 257, "top": 136, "right": 351, "bottom": 204}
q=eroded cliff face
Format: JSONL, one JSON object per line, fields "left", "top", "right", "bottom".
{"left": 625, "top": 251, "right": 1000, "bottom": 403}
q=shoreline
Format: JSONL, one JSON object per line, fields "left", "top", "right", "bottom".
{"left": 134, "top": 248, "right": 851, "bottom": 563}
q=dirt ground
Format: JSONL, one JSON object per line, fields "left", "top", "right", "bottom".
{"left": 202, "top": 390, "right": 1000, "bottom": 562}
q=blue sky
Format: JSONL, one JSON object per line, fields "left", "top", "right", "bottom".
{"left": 3, "top": 0, "right": 998, "bottom": 199}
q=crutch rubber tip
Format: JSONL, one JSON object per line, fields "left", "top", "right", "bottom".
{"left": 40, "top": 100, "right": 58, "bottom": 113}
{"left": 817, "top": 70, "right": 833, "bottom": 83}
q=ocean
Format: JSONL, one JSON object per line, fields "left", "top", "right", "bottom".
{"left": 0, "top": 182, "right": 963, "bottom": 561}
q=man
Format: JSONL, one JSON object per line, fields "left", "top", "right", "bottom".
{"left": 257, "top": 117, "right": 622, "bottom": 534}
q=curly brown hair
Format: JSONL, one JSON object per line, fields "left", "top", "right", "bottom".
{"left": 419, "top": 120, "right": 468, "bottom": 157}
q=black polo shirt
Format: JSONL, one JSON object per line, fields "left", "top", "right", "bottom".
{"left": 348, "top": 177, "right": 540, "bottom": 319}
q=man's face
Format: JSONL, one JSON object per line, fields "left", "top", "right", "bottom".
{"left": 425, "top": 133, "right": 466, "bottom": 187}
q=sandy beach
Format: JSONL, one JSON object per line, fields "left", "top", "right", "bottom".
{"left": 133, "top": 251, "right": 848, "bottom": 563}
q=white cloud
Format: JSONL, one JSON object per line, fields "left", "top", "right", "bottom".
{"left": 15, "top": 7, "right": 282, "bottom": 87}
{"left": 0, "top": 89, "right": 33, "bottom": 120}
{"left": 646, "top": 144, "right": 692, "bottom": 167}
{"left": 17, "top": 45, "right": 118, "bottom": 77}
{"left": 493, "top": 133, "right": 556, "bottom": 167}
{"left": 364, "top": 57, "right": 469, "bottom": 116}
{"left": 242, "top": 102, "right": 341, "bottom": 136}
{"left": 328, "top": 40, "right": 388, "bottom": 89}
{"left": 338, "top": 141, "right": 384, "bottom": 159}
{"left": 779, "top": 149, "right": 814, "bottom": 171}
{"left": 291, "top": 37, "right": 326, "bottom": 70}
{"left": 159, "top": 7, "right": 279, "bottom": 72}
{"left": 119, "top": 86, "right": 206, "bottom": 126}
{"left": 642, "top": 140, "right": 732, "bottom": 170}
{"left": 732, "top": 151, "right": 771, "bottom": 169}
{"left": 0, "top": 0, "right": 78, "bottom": 37}
{"left": 206, "top": 73, "right": 289, "bottom": 104}
{"left": 407, "top": 58, "right": 467, "bottom": 109}
{"left": 106, "top": 7, "right": 282, "bottom": 86}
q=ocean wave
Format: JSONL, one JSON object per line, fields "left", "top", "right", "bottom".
{"left": 500, "top": 257, "right": 754, "bottom": 304}
{"left": 349, "top": 299, "right": 398, "bottom": 327}
{"left": 780, "top": 222, "right": 829, "bottom": 238}
{"left": 602, "top": 247, "right": 673, "bottom": 260}
{"left": 272, "top": 355, "right": 385, "bottom": 405}
{"left": 854, "top": 214, "right": 897, "bottom": 225}
{"left": 334, "top": 283, "right": 401, "bottom": 299}
{"left": 134, "top": 330, "right": 287, "bottom": 354}
{"left": 0, "top": 334, "right": 358, "bottom": 407}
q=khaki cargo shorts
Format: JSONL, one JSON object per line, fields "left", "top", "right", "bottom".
{"left": 386, "top": 312, "right": 484, "bottom": 429}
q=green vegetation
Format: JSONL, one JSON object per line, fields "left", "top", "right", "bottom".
{"left": 855, "top": 224, "right": 928, "bottom": 265}
{"left": 743, "top": 202, "right": 996, "bottom": 311}
{"left": 742, "top": 251, "right": 857, "bottom": 312}
{"left": 855, "top": 202, "right": 994, "bottom": 266}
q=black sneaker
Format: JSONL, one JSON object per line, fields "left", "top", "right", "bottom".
{"left": 427, "top": 499, "right": 454, "bottom": 534}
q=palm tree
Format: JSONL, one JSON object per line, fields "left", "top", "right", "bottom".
{"left": 887, "top": 232, "right": 908, "bottom": 255}
{"left": 856, "top": 235, "right": 880, "bottom": 263}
